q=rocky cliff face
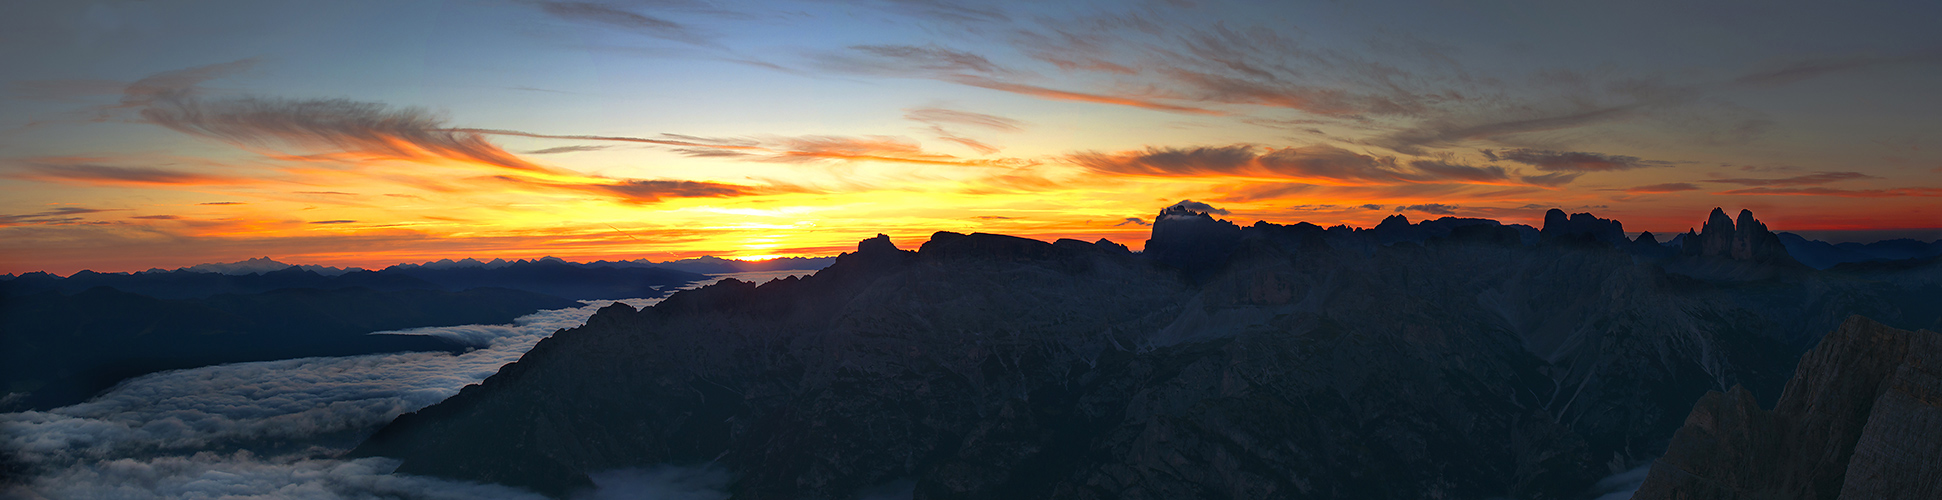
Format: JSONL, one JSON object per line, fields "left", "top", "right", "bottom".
{"left": 351, "top": 209, "right": 1935, "bottom": 499}
{"left": 1632, "top": 316, "right": 1941, "bottom": 499}
{"left": 1680, "top": 208, "right": 1797, "bottom": 266}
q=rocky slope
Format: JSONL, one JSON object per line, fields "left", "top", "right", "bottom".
{"left": 352, "top": 207, "right": 1938, "bottom": 499}
{"left": 1631, "top": 316, "right": 1940, "bottom": 499}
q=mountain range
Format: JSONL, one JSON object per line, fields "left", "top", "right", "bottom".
{"left": 2, "top": 258, "right": 710, "bottom": 301}
{"left": 0, "top": 259, "right": 721, "bottom": 412}
{"left": 350, "top": 206, "right": 1942, "bottom": 499}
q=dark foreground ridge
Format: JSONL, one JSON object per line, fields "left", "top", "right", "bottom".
{"left": 1633, "top": 316, "right": 1942, "bottom": 499}
{"left": 351, "top": 207, "right": 1941, "bottom": 499}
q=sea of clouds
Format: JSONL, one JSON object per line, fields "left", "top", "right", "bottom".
{"left": 2, "top": 271, "right": 814, "bottom": 500}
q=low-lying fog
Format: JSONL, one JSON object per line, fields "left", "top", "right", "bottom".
{"left": 2, "top": 271, "right": 810, "bottom": 500}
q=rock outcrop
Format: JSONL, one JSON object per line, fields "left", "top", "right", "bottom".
{"left": 1679, "top": 208, "right": 1797, "bottom": 266}
{"left": 1632, "top": 316, "right": 1941, "bottom": 499}
{"left": 1540, "top": 209, "right": 1628, "bottom": 246}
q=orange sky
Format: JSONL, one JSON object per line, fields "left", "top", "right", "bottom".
{"left": 3, "top": 1, "right": 1939, "bottom": 275}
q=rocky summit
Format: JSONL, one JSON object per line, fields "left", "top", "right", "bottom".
{"left": 1632, "top": 316, "right": 1941, "bottom": 499}
{"left": 351, "top": 207, "right": 1941, "bottom": 499}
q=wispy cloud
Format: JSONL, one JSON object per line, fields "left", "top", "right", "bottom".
{"left": 904, "top": 107, "right": 1023, "bottom": 132}
{"left": 1519, "top": 172, "right": 1582, "bottom": 187}
{"left": 461, "top": 128, "right": 1006, "bottom": 166}
{"left": 1069, "top": 144, "right": 1558, "bottom": 187}
{"left": 847, "top": 44, "right": 1008, "bottom": 74}
{"left": 948, "top": 75, "right": 1224, "bottom": 115}
{"left": 10, "top": 162, "right": 242, "bottom": 186}
{"left": 525, "top": 145, "right": 610, "bottom": 155}
{"left": 1408, "top": 159, "right": 1509, "bottom": 183}
{"left": 142, "top": 96, "right": 557, "bottom": 173}
{"left": 811, "top": 44, "right": 1223, "bottom": 115}
{"left": 1720, "top": 186, "right": 1942, "bottom": 197}
{"left": 1627, "top": 183, "right": 1701, "bottom": 193}
{"left": 0, "top": 207, "right": 117, "bottom": 226}
{"left": 875, "top": 0, "right": 1010, "bottom": 24}
{"left": 1483, "top": 149, "right": 1672, "bottom": 172}
{"left": 1704, "top": 171, "right": 1875, "bottom": 186}
{"left": 1732, "top": 52, "right": 1942, "bottom": 87}
{"left": 530, "top": 1, "right": 714, "bottom": 46}
{"left": 1397, "top": 203, "right": 1458, "bottom": 215}
{"left": 489, "top": 175, "right": 781, "bottom": 204}
{"left": 933, "top": 134, "right": 1001, "bottom": 155}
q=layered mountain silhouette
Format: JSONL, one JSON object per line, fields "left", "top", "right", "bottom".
{"left": 0, "top": 286, "right": 580, "bottom": 411}
{"left": 2, "top": 258, "right": 708, "bottom": 301}
{"left": 1633, "top": 316, "right": 1941, "bottom": 499}
{"left": 352, "top": 206, "right": 1940, "bottom": 499}
{"left": 1777, "top": 234, "right": 1942, "bottom": 270}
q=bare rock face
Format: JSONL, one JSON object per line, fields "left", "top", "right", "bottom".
{"left": 1679, "top": 208, "right": 1797, "bottom": 266}
{"left": 1632, "top": 316, "right": 1942, "bottom": 499}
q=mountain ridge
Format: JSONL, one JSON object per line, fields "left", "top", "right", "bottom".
{"left": 350, "top": 206, "right": 1940, "bottom": 499}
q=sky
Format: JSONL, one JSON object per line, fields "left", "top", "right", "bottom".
{"left": 2, "top": 0, "right": 1939, "bottom": 275}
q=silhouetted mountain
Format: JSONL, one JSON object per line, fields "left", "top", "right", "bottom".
{"left": 2, "top": 260, "right": 708, "bottom": 301}
{"left": 0, "top": 267, "right": 440, "bottom": 300}
{"left": 0, "top": 286, "right": 580, "bottom": 411}
{"left": 1778, "top": 232, "right": 1942, "bottom": 269}
{"left": 375, "top": 259, "right": 705, "bottom": 300}
{"left": 179, "top": 256, "right": 361, "bottom": 276}
{"left": 388, "top": 255, "right": 836, "bottom": 275}
{"left": 1142, "top": 204, "right": 1241, "bottom": 280}
{"left": 1680, "top": 208, "right": 1796, "bottom": 265}
{"left": 1539, "top": 208, "right": 1630, "bottom": 247}
{"left": 626, "top": 256, "right": 838, "bottom": 274}
{"left": 1633, "top": 316, "right": 1941, "bottom": 499}
{"left": 353, "top": 207, "right": 1939, "bottom": 499}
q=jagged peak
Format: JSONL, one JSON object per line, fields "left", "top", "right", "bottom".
{"left": 1706, "top": 207, "right": 1735, "bottom": 232}
{"left": 856, "top": 233, "right": 900, "bottom": 255}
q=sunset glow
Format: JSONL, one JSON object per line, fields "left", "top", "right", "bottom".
{"left": 3, "top": 1, "right": 1939, "bottom": 275}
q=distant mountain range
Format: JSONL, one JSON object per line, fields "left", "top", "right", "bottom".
{"left": 0, "top": 257, "right": 728, "bottom": 411}
{"left": 1, "top": 286, "right": 579, "bottom": 411}
{"left": 1775, "top": 233, "right": 1942, "bottom": 270}
{"left": 352, "top": 206, "right": 1941, "bottom": 499}
{"left": 1, "top": 259, "right": 710, "bottom": 301}
{"left": 0, "top": 254, "right": 838, "bottom": 280}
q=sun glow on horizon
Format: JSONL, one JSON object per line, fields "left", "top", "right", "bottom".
{"left": 2, "top": 1, "right": 1938, "bottom": 276}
